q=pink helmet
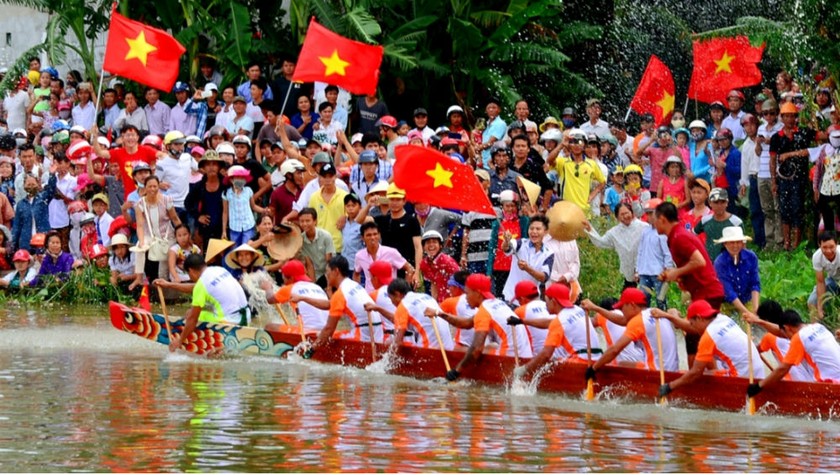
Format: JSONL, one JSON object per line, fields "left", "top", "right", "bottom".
{"left": 375, "top": 115, "right": 398, "bottom": 129}
{"left": 141, "top": 135, "right": 163, "bottom": 150}
{"left": 67, "top": 200, "right": 88, "bottom": 214}
{"left": 67, "top": 140, "right": 92, "bottom": 161}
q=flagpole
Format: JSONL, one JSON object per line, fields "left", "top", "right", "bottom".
{"left": 278, "top": 78, "right": 294, "bottom": 123}
{"left": 683, "top": 96, "right": 689, "bottom": 117}
{"left": 624, "top": 106, "right": 632, "bottom": 122}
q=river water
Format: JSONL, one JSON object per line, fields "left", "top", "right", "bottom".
{"left": 1, "top": 305, "right": 839, "bottom": 472}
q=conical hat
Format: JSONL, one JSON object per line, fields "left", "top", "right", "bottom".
{"left": 225, "top": 243, "right": 266, "bottom": 269}
{"left": 267, "top": 223, "right": 303, "bottom": 262}
{"left": 546, "top": 201, "right": 586, "bottom": 241}
{"left": 517, "top": 175, "right": 541, "bottom": 207}
{"left": 205, "top": 238, "right": 234, "bottom": 263}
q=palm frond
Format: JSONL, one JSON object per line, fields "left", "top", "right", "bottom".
{"left": 310, "top": 0, "right": 344, "bottom": 36}
{"left": 469, "top": 10, "right": 509, "bottom": 29}
{"left": 489, "top": 0, "right": 552, "bottom": 44}
{"left": 382, "top": 45, "right": 419, "bottom": 70}
{"left": 488, "top": 42, "right": 570, "bottom": 66}
{"left": 387, "top": 15, "right": 437, "bottom": 40}
{"left": 342, "top": 6, "right": 382, "bottom": 43}
{"left": 0, "top": 43, "right": 47, "bottom": 97}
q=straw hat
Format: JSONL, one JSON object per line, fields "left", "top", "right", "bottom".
{"left": 713, "top": 226, "right": 752, "bottom": 244}
{"left": 225, "top": 243, "right": 266, "bottom": 269}
{"left": 546, "top": 201, "right": 585, "bottom": 241}
{"left": 517, "top": 175, "right": 541, "bottom": 206}
{"left": 109, "top": 234, "right": 130, "bottom": 248}
{"left": 267, "top": 223, "right": 303, "bottom": 262}
{"left": 205, "top": 238, "right": 234, "bottom": 263}
{"left": 365, "top": 180, "right": 390, "bottom": 200}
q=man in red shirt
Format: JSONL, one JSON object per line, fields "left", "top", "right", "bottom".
{"left": 653, "top": 201, "right": 725, "bottom": 361}
{"left": 91, "top": 124, "right": 164, "bottom": 198}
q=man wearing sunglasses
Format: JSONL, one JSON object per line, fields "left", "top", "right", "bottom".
{"left": 548, "top": 130, "right": 606, "bottom": 214}
{"left": 754, "top": 99, "right": 784, "bottom": 251}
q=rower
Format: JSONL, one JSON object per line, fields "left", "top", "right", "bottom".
{"left": 162, "top": 254, "right": 250, "bottom": 352}
{"left": 657, "top": 300, "right": 764, "bottom": 398}
{"left": 587, "top": 288, "right": 678, "bottom": 381}
{"left": 512, "top": 281, "right": 552, "bottom": 353}
{"left": 309, "top": 256, "right": 384, "bottom": 354}
{"left": 438, "top": 270, "right": 476, "bottom": 348}
{"left": 747, "top": 309, "right": 840, "bottom": 397}
{"left": 746, "top": 300, "right": 813, "bottom": 381}
{"left": 580, "top": 297, "right": 645, "bottom": 366}
{"left": 367, "top": 260, "right": 399, "bottom": 339}
{"left": 513, "top": 283, "right": 601, "bottom": 379}
{"left": 431, "top": 273, "right": 532, "bottom": 381}
{"left": 261, "top": 259, "right": 329, "bottom": 330}
{"left": 367, "top": 278, "right": 454, "bottom": 350}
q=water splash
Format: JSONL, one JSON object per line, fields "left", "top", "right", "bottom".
{"left": 240, "top": 270, "right": 286, "bottom": 326}
{"left": 508, "top": 360, "right": 557, "bottom": 396}
{"left": 365, "top": 346, "right": 400, "bottom": 374}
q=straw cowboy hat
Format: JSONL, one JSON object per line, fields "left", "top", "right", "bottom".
{"left": 205, "top": 238, "right": 235, "bottom": 263}
{"left": 546, "top": 201, "right": 586, "bottom": 241}
{"left": 225, "top": 243, "right": 266, "bottom": 269}
{"left": 713, "top": 226, "right": 752, "bottom": 244}
{"left": 267, "top": 223, "right": 303, "bottom": 263}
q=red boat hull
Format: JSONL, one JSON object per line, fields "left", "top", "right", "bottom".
{"left": 110, "top": 302, "right": 840, "bottom": 418}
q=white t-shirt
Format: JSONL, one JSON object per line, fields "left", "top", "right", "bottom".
{"left": 156, "top": 153, "right": 196, "bottom": 208}
{"left": 3, "top": 91, "right": 30, "bottom": 131}
{"left": 812, "top": 249, "right": 840, "bottom": 282}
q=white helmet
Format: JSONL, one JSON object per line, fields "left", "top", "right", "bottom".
{"left": 829, "top": 130, "right": 840, "bottom": 149}
{"left": 279, "top": 159, "right": 305, "bottom": 176}
{"left": 215, "top": 142, "right": 235, "bottom": 155}
{"left": 421, "top": 230, "right": 443, "bottom": 243}
{"left": 446, "top": 105, "right": 464, "bottom": 117}
{"left": 499, "top": 189, "right": 517, "bottom": 203}
{"left": 231, "top": 135, "right": 252, "bottom": 148}
{"left": 688, "top": 120, "right": 707, "bottom": 131}
{"left": 540, "top": 129, "right": 563, "bottom": 143}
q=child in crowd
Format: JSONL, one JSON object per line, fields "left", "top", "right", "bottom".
{"left": 222, "top": 165, "right": 267, "bottom": 246}
{"left": 79, "top": 213, "right": 99, "bottom": 260}
{"left": 637, "top": 199, "right": 675, "bottom": 309}
{"left": 0, "top": 156, "right": 15, "bottom": 205}
{"left": 604, "top": 167, "right": 626, "bottom": 216}
{"left": 32, "top": 231, "right": 81, "bottom": 286}
{"left": 683, "top": 178, "right": 713, "bottom": 242}
{"left": 419, "top": 230, "right": 460, "bottom": 302}
{"left": 109, "top": 234, "right": 139, "bottom": 293}
{"left": 0, "top": 250, "right": 37, "bottom": 289}
{"left": 694, "top": 187, "right": 743, "bottom": 261}
{"left": 340, "top": 193, "right": 364, "bottom": 263}
{"left": 657, "top": 156, "right": 690, "bottom": 211}
{"left": 621, "top": 164, "right": 651, "bottom": 218}
{"left": 0, "top": 226, "right": 12, "bottom": 271}
{"left": 168, "top": 224, "right": 200, "bottom": 284}
{"left": 673, "top": 128, "right": 690, "bottom": 163}
{"left": 488, "top": 190, "right": 527, "bottom": 296}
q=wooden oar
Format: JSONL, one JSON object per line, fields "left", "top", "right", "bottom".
{"left": 746, "top": 322, "right": 757, "bottom": 415}
{"left": 430, "top": 314, "right": 451, "bottom": 374}
{"left": 510, "top": 323, "right": 520, "bottom": 367}
{"left": 291, "top": 303, "right": 309, "bottom": 349}
{"left": 274, "top": 303, "right": 291, "bottom": 326}
{"left": 156, "top": 286, "right": 175, "bottom": 345}
{"left": 654, "top": 317, "right": 667, "bottom": 406}
{"left": 366, "top": 311, "right": 377, "bottom": 361}
{"left": 584, "top": 309, "right": 595, "bottom": 401}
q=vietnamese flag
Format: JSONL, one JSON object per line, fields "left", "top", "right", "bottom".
{"left": 630, "top": 55, "right": 675, "bottom": 127}
{"left": 292, "top": 19, "right": 384, "bottom": 96}
{"left": 103, "top": 7, "right": 186, "bottom": 92}
{"left": 688, "top": 36, "right": 764, "bottom": 103}
{"left": 394, "top": 145, "right": 495, "bottom": 215}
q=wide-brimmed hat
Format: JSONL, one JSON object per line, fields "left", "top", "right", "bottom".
{"left": 713, "top": 226, "right": 752, "bottom": 244}
{"left": 225, "top": 243, "right": 266, "bottom": 269}
{"left": 267, "top": 223, "right": 303, "bottom": 262}
{"left": 546, "top": 201, "right": 584, "bottom": 242}
{"left": 109, "top": 234, "right": 130, "bottom": 248}
{"left": 205, "top": 238, "right": 234, "bottom": 263}
{"left": 365, "top": 180, "right": 389, "bottom": 200}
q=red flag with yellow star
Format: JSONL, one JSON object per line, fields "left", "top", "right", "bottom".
{"left": 688, "top": 36, "right": 764, "bottom": 104}
{"left": 393, "top": 145, "right": 495, "bottom": 214}
{"left": 102, "top": 7, "right": 186, "bottom": 92}
{"left": 630, "top": 55, "right": 675, "bottom": 127}
{"left": 292, "top": 19, "right": 384, "bottom": 95}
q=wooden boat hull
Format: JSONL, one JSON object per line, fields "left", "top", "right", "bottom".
{"left": 109, "top": 301, "right": 840, "bottom": 418}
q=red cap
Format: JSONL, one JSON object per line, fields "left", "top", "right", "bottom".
{"left": 465, "top": 274, "right": 494, "bottom": 299}
{"left": 613, "top": 287, "right": 648, "bottom": 309}
{"left": 727, "top": 89, "right": 745, "bottom": 100}
{"left": 514, "top": 281, "right": 539, "bottom": 301}
{"left": 686, "top": 300, "right": 717, "bottom": 319}
{"left": 545, "top": 283, "right": 574, "bottom": 308}
{"left": 12, "top": 249, "right": 31, "bottom": 262}
{"left": 281, "top": 259, "right": 311, "bottom": 283}
{"left": 369, "top": 260, "right": 393, "bottom": 285}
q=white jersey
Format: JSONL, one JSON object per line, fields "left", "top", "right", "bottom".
{"left": 473, "top": 299, "right": 533, "bottom": 358}
{"left": 444, "top": 294, "right": 476, "bottom": 347}
{"left": 596, "top": 311, "right": 645, "bottom": 364}
{"left": 516, "top": 300, "right": 552, "bottom": 353}
{"left": 331, "top": 278, "right": 383, "bottom": 342}
{"left": 552, "top": 306, "right": 601, "bottom": 361}
{"left": 786, "top": 324, "right": 840, "bottom": 382}
{"left": 759, "top": 334, "right": 813, "bottom": 382}
{"left": 622, "top": 309, "right": 679, "bottom": 372}
{"left": 370, "top": 285, "right": 396, "bottom": 332}
{"left": 274, "top": 281, "right": 329, "bottom": 329}
{"left": 394, "top": 292, "right": 454, "bottom": 350}
{"left": 697, "top": 315, "right": 765, "bottom": 378}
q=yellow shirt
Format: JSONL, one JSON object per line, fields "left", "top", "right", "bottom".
{"left": 555, "top": 157, "right": 605, "bottom": 213}
{"left": 309, "top": 187, "right": 349, "bottom": 252}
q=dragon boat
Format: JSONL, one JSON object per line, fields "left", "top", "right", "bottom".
{"left": 109, "top": 301, "right": 840, "bottom": 418}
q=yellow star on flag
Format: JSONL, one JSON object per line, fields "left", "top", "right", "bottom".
{"left": 124, "top": 31, "right": 158, "bottom": 67}
{"left": 319, "top": 50, "right": 350, "bottom": 77}
{"left": 426, "top": 163, "right": 454, "bottom": 188}
{"left": 714, "top": 50, "right": 734, "bottom": 74}
{"left": 656, "top": 90, "right": 674, "bottom": 118}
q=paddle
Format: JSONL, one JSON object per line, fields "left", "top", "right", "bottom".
{"left": 366, "top": 311, "right": 377, "bottom": 361}
{"left": 430, "top": 314, "right": 452, "bottom": 374}
{"left": 654, "top": 317, "right": 668, "bottom": 406}
{"left": 584, "top": 308, "right": 595, "bottom": 401}
{"left": 746, "top": 321, "right": 757, "bottom": 415}
{"left": 510, "top": 322, "right": 520, "bottom": 367}
{"left": 156, "top": 286, "right": 176, "bottom": 347}
{"left": 274, "top": 303, "right": 292, "bottom": 326}
{"left": 291, "top": 303, "right": 309, "bottom": 350}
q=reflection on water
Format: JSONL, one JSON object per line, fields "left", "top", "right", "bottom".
{"left": 0, "top": 306, "right": 839, "bottom": 472}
